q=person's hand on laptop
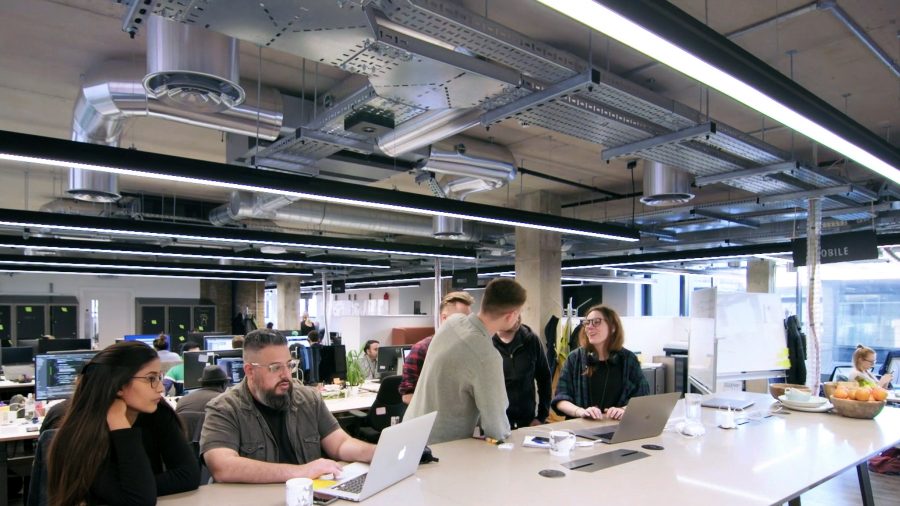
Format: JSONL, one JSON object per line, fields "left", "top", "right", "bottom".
{"left": 578, "top": 406, "right": 604, "bottom": 420}
{"left": 603, "top": 407, "right": 625, "bottom": 420}
{"left": 303, "top": 458, "right": 343, "bottom": 479}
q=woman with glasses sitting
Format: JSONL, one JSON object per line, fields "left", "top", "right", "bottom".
{"left": 849, "top": 344, "right": 893, "bottom": 388}
{"left": 552, "top": 305, "right": 649, "bottom": 421}
{"left": 47, "top": 341, "right": 199, "bottom": 506}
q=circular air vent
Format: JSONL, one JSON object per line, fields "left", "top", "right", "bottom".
{"left": 639, "top": 160, "right": 695, "bottom": 207}
{"left": 144, "top": 72, "right": 244, "bottom": 114}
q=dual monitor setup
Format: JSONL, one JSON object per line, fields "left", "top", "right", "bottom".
{"left": 122, "top": 332, "right": 234, "bottom": 354}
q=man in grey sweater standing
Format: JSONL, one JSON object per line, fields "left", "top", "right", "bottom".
{"left": 405, "top": 278, "right": 526, "bottom": 444}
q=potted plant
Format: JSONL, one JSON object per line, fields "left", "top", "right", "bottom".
{"left": 345, "top": 348, "right": 364, "bottom": 395}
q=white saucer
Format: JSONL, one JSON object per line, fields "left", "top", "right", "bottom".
{"left": 780, "top": 400, "right": 833, "bottom": 413}
{"left": 778, "top": 395, "right": 828, "bottom": 409}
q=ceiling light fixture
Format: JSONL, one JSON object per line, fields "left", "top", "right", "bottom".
{"left": 561, "top": 243, "right": 792, "bottom": 270}
{"left": 537, "top": 0, "right": 899, "bottom": 182}
{"left": 561, "top": 275, "right": 656, "bottom": 285}
{"left": 0, "top": 254, "right": 312, "bottom": 277}
{"left": 0, "top": 208, "right": 473, "bottom": 260}
{"left": 0, "top": 131, "right": 640, "bottom": 242}
{"left": 0, "top": 237, "right": 390, "bottom": 269}
{"left": 0, "top": 263, "right": 267, "bottom": 282}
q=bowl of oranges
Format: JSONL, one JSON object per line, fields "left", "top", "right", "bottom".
{"left": 829, "top": 385, "right": 888, "bottom": 419}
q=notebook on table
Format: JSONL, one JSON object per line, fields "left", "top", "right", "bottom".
{"left": 574, "top": 392, "right": 681, "bottom": 444}
{"left": 316, "top": 411, "right": 437, "bottom": 502}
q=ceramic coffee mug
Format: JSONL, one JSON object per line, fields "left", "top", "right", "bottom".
{"left": 549, "top": 429, "right": 576, "bottom": 457}
{"left": 285, "top": 477, "right": 314, "bottom": 506}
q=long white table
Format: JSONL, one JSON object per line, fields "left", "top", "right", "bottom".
{"left": 158, "top": 392, "right": 900, "bottom": 506}
{"left": 0, "top": 420, "right": 41, "bottom": 506}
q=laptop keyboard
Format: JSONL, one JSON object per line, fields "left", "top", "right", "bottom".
{"left": 334, "top": 473, "right": 368, "bottom": 494}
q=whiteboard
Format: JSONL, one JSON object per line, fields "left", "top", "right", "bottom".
{"left": 686, "top": 317, "right": 716, "bottom": 392}
{"left": 714, "top": 291, "right": 788, "bottom": 375}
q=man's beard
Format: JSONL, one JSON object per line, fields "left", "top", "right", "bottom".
{"left": 257, "top": 381, "right": 293, "bottom": 411}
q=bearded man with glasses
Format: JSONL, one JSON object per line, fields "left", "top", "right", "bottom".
{"left": 201, "top": 329, "right": 375, "bottom": 482}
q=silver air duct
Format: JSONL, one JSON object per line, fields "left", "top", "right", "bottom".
{"left": 144, "top": 15, "right": 244, "bottom": 114}
{"left": 69, "top": 56, "right": 283, "bottom": 202}
{"left": 418, "top": 139, "right": 516, "bottom": 238}
{"left": 376, "top": 108, "right": 482, "bottom": 157}
{"left": 639, "top": 160, "right": 695, "bottom": 206}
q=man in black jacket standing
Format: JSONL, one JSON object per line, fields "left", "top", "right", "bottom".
{"left": 492, "top": 316, "right": 552, "bottom": 429}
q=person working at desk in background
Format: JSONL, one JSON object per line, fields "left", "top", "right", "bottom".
{"left": 849, "top": 344, "right": 893, "bottom": 388}
{"left": 164, "top": 340, "right": 200, "bottom": 395}
{"left": 47, "top": 341, "right": 199, "bottom": 506}
{"left": 176, "top": 365, "right": 229, "bottom": 414}
{"left": 358, "top": 339, "right": 380, "bottom": 380}
{"left": 266, "top": 322, "right": 274, "bottom": 330}
{"left": 398, "top": 291, "right": 475, "bottom": 404}
{"left": 492, "top": 314, "right": 552, "bottom": 429}
{"left": 405, "top": 278, "right": 525, "bottom": 444}
{"left": 200, "top": 329, "right": 376, "bottom": 482}
{"left": 232, "top": 335, "right": 245, "bottom": 349}
{"left": 552, "top": 305, "right": 649, "bottom": 421}
{"left": 154, "top": 333, "right": 183, "bottom": 371}
{"left": 308, "top": 330, "right": 321, "bottom": 346}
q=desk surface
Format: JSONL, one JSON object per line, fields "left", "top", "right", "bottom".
{"left": 158, "top": 392, "right": 900, "bottom": 506}
{"left": 0, "top": 380, "right": 34, "bottom": 390}
{"left": 0, "top": 420, "right": 41, "bottom": 443}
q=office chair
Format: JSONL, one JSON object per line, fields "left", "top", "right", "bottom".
{"left": 351, "top": 375, "right": 406, "bottom": 444}
{"left": 26, "top": 429, "right": 56, "bottom": 506}
{"left": 177, "top": 411, "right": 212, "bottom": 486}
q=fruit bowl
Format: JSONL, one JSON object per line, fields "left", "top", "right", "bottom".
{"left": 769, "top": 383, "right": 810, "bottom": 400}
{"left": 822, "top": 381, "right": 857, "bottom": 399}
{"left": 829, "top": 396, "right": 886, "bottom": 419}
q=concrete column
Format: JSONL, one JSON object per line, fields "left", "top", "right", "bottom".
{"left": 276, "top": 276, "right": 301, "bottom": 330}
{"left": 746, "top": 258, "right": 775, "bottom": 293}
{"left": 514, "top": 190, "right": 561, "bottom": 336}
{"left": 234, "top": 281, "right": 265, "bottom": 329}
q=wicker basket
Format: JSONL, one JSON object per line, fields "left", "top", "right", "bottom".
{"left": 829, "top": 396, "right": 886, "bottom": 419}
{"left": 769, "top": 383, "right": 810, "bottom": 400}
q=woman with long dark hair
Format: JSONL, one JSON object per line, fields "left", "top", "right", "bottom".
{"left": 551, "top": 305, "right": 649, "bottom": 421}
{"left": 47, "top": 341, "right": 199, "bottom": 505}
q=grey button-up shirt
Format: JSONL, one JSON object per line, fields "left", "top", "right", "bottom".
{"left": 200, "top": 379, "right": 340, "bottom": 464}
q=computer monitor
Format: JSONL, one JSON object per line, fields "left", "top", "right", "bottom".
{"left": 203, "top": 336, "right": 233, "bottom": 351}
{"left": 316, "top": 345, "right": 347, "bottom": 383}
{"left": 38, "top": 339, "right": 92, "bottom": 354}
{"left": 17, "top": 339, "right": 40, "bottom": 353}
{"left": 1, "top": 346, "right": 34, "bottom": 365}
{"left": 286, "top": 336, "right": 309, "bottom": 348}
{"left": 888, "top": 357, "right": 900, "bottom": 388}
{"left": 216, "top": 357, "right": 246, "bottom": 385}
{"left": 124, "top": 334, "right": 161, "bottom": 348}
{"left": 34, "top": 351, "right": 97, "bottom": 401}
{"left": 376, "top": 345, "right": 412, "bottom": 379}
{"left": 214, "top": 349, "right": 243, "bottom": 360}
{"left": 183, "top": 350, "right": 215, "bottom": 390}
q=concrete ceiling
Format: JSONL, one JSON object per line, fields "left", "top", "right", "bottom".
{"left": 0, "top": 0, "right": 897, "bottom": 278}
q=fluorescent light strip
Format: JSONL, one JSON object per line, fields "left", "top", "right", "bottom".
{"left": 0, "top": 268, "right": 264, "bottom": 282}
{"left": 537, "top": 0, "right": 898, "bottom": 183}
{"left": 0, "top": 259, "right": 309, "bottom": 277}
{"left": 0, "top": 153, "right": 638, "bottom": 242}
{"left": 0, "top": 216, "right": 469, "bottom": 260}
{"left": 561, "top": 276, "right": 656, "bottom": 285}
{"left": 562, "top": 252, "right": 786, "bottom": 269}
{"left": 345, "top": 284, "right": 421, "bottom": 292}
{"left": 345, "top": 275, "right": 451, "bottom": 287}
{"left": 5, "top": 243, "right": 385, "bottom": 269}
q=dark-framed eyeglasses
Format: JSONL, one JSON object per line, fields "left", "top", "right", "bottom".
{"left": 132, "top": 374, "right": 162, "bottom": 389}
{"left": 583, "top": 317, "right": 607, "bottom": 328}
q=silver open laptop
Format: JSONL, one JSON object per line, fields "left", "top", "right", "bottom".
{"left": 317, "top": 411, "right": 437, "bottom": 502}
{"left": 574, "top": 392, "right": 681, "bottom": 444}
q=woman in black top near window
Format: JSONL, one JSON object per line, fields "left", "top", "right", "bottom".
{"left": 552, "top": 305, "right": 649, "bottom": 421}
{"left": 48, "top": 341, "right": 199, "bottom": 506}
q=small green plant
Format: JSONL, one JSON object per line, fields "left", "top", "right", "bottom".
{"left": 345, "top": 348, "right": 364, "bottom": 387}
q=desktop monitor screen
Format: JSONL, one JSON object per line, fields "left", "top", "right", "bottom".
{"left": 204, "top": 337, "right": 233, "bottom": 351}
{"left": 1, "top": 346, "right": 34, "bottom": 365}
{"left": 183, "top": 350, "right": 215, "bottom": 390}
{"left": 214, "top": 349, "right": 243, "bottom": 360}
{"left": 38, "top": 339, "right": 93, "bottom": 354}
{"left": 376, "top": 345, "right": 411, "bottom": 378}
{"left": 124, "top": 334, "right": 161, "bottom": 348}
{"left": 34, "top": 351, "right": 97, "bottom": 401}
{"left": 888, "top": 357, "right": 900, "bottom": 389}
{"left": 317, "top": 345, "right": 347, "bottom": 383}
{"left": 216, "top": 357, "right": 246, "bottom": 385}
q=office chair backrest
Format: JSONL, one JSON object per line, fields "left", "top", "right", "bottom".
{"left": 367, "top": 374, "right": 406, "bottom": 432}
{"left": 27, "top": 429, "right": 56, "bottom": 506}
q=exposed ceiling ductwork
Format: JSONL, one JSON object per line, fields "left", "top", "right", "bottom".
{"left": 639, "top": 160, "right": 695, "bottom": 206}
{"left": 69, "top": 16, "right": 284, "bottom": 203}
